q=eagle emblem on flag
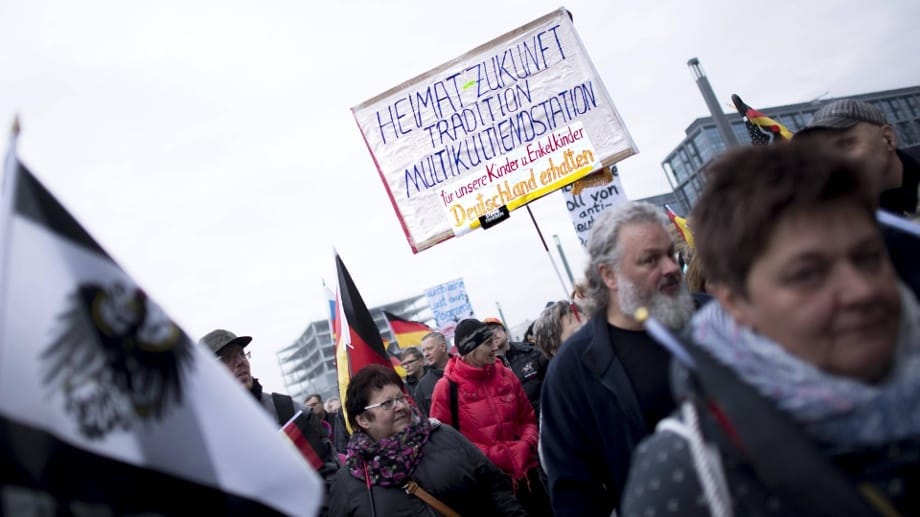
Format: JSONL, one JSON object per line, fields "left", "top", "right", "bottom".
{"left": 42, "top": 281, "right": 193, "bottom": 439}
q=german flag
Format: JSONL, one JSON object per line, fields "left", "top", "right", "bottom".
{"left": 384, "top": 311, "right": 432, "bottom": 349}
{"left": 280, "top": 411, "right": 326, "bottom": 471}
{"left": 333, "top": 253, "right": 398, "bottom": 434}
{"left": 665, "top": 204, "right": 695, "bottom": 249}
{"left": 732, "top": 94, "right": 793, "bottom": 145}
{"left": 388, "top": 353, "right": 407, "bottom": 378}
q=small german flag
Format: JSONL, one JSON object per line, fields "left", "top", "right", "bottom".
{"left": 665, "top": 204, "right": 695, "bottom": 249}
{"left": 280, "top": 411, "right": 326, "bottom": 470}
{"left": 732, "top": 94, "right": 793, "bottom": 145}
{"left": 384, "top": 311, "right": 432, "bottom": 349}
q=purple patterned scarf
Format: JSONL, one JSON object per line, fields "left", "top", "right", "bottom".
{"left": 345, "top": 410, "right": 432, "bottom": 487}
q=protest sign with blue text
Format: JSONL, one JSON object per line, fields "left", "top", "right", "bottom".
{"left": 352, "top": 7, "right": 636, "bottom": 253}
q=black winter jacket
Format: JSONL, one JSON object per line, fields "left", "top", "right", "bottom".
{"left": 414, "top": 366, "right": 444, "bottom": 417}
{"left": 504, "top": 341, "right": 548, "bottom": 421}
{"left": 328, "top": 421, "right": 525, "bottom": 516}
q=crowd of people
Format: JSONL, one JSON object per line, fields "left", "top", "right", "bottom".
{"left": 199, "top": 98, "right": 920, "bottom": 516}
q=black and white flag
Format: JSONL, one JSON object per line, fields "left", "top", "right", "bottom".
{"left": 0, "top": 128, "right": 321, "bottom": 516}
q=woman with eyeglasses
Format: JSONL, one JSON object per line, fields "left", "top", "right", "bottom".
{"left": 328, "top": 364, "right": 525, "bottom": 516}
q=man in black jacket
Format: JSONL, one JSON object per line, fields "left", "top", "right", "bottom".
{"left": 539, "top": 202, "right": 697, "bottom": 516}
{"left": 200, "top": 329, "right": 340, "bottom": 515}
{"left": 415, "top": 332, "right": 450, "bottom": 416}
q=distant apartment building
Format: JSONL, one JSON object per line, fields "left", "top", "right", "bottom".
{"left": 276, "top": 293, "right": 434, "bottom": 403}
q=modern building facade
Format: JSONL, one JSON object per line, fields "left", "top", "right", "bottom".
{"left": 636, "top": 190, "right": 690, "bottom": 220}
{"left": 662, "top": 85, "right": 920, "bottom": 210}
{"left": 276, "top": 293, "right": 435, "bottom": 403}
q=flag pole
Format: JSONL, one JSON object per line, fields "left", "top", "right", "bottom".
{"left": 525, "top": 205, "right": 573, "bottom": 299}
{"left": 0, "top": 116, "right": 22, "bottom": 344}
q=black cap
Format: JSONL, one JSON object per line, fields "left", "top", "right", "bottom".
{"left": 453, "top": 319, "right": 493, "bottom": 356}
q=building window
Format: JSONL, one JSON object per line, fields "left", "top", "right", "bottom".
{"left": 667, "top": 157, "right": 687, "bottom": 184}
{"left": 875, "top": 101, "right": 897, "bottom": 124}
{"left": 906, "top": 96, "right": 920, "bottom": 118}
{"left": 687, "top": 141, "right": 703, "bottom": 168}
{"left": 731, "top": 124, "right": 749, "bottom": 145}
{"left": 888, "top": 99, "right": 905, "bottom": 122}
{"left": 691, "top": 131, "right": 716, "bottom": 163}
{"left": 898, "top": 121, "right": 919, "bottom": 146}
{"left": 703, "top": 127, "right": 726, "bottom": 154}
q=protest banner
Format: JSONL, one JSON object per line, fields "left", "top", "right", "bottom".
{"left": 353, "top": 7, "right": 637, "bottom": 253}
{"left": 424, "top": 278, "right": 475, "bottom": 340}
{"left": 562, "top": 166, "right": 626, "bottom": 247}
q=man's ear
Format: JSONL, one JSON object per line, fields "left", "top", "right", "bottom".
{"left": 598, "top": 263, "right": 618, "bottom": 292}
{"left": 882, "top": 124, "right": 898, "bottom": 150}
{"left": 712, "top": 283, "right": 754, "bottom": 328}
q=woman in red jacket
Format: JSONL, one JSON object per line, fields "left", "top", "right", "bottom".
{"left": 430, "top": 318, "right": 551, "bottom": 516}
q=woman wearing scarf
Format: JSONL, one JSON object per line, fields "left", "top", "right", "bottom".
{"left": 328, "top": 364, "right": 525, "bottom": 516}
{"left": 622, "top": 142, "right": 920, "bottom": 517}
{"left": 430, "top": 318, "right": 552, "bottom": 516}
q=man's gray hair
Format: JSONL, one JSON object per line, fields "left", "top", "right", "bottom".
{"left": 583, "top": 201, "right": 670, "bottom": 317}
{"left": 421, "top": 331, "right": 446, "bottom": 345}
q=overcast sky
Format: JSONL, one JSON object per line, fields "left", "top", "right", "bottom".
{"left": 3, "top": 0, "right": 919, "bottom": 392}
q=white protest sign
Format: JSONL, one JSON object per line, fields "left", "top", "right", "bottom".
{"left": 562, "top": 167, "right": 626, "bottom": 247}
{"left": 352, "top": 8, "right": 637, "bottom": 253}
{"left": 424, "top": 278, "right": 475, "bottom": 340}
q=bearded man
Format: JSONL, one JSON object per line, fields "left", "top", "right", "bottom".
{"left": 539, "top": 201, "right": 706, "bottom": 517}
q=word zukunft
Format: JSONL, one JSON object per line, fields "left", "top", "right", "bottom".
{"left": 404, "top": 81, "right": 597, "bottom": 199}
{"left": 376, "top": 24, "right": 567, "bottom": 146}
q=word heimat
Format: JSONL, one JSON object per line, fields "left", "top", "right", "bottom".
{"left": 374, "top": 25, "right": 566, "bottom": 145}
{"left": 442, "top": 124, "right": 596, "bottom": 227}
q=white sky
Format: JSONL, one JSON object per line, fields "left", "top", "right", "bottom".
{"left": 3, "top": 0, "right": 919, "bottom": 392}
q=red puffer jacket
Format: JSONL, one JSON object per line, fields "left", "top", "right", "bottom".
{"left": 430, "top": 356, "right": 539, "bottom": 481}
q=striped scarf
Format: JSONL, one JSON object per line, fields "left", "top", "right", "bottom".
{"left": 689, "top": 285, "right": 920, "bottom": 447}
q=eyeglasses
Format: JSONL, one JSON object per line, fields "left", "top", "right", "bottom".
{"left": 364, "top": 395, "right": 409, "bottom": 411}
{"left": 402, "top": 358, "right": 421, "bottom": 367}
{"left": 218, "top": 348, "right": 251, "bottom": 364}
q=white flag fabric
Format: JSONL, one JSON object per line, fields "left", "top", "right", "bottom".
{"left": 0, "top": 138, "right": 321, "bottom": 516}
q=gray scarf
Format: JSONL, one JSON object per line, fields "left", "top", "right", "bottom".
{"left": 689, "top": 285, "right": 920, "bottom": 447}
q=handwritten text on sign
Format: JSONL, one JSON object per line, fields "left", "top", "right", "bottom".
{"left": 442, "top": 121, "right": 596, "bottom": 232}
{"left": 352, "top": 8, "right": 636, "bottom": 252}
{"left": 562, "top": 170, "right": 626, "bottom": 247}
{"left": 425, "top": 278, "right": 475, "bottom": 340}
